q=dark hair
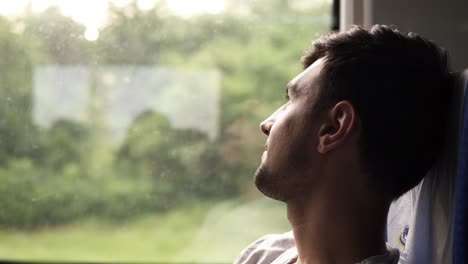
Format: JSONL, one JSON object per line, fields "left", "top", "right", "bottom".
{"left": 302, "top": 25, "right": 453, "bottom": 200}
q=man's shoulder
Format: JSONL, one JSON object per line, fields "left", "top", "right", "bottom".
{"left": 233, "top": 231, "right": 296, "bottom": 264}
{"left": 233, "top": 232, "right": 400, "bottom": 264}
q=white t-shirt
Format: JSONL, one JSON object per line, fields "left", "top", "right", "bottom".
{"left": 234, "top": 231, "right": 399, "bottom": 264}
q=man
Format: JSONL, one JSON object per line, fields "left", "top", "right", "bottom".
{"left": 234, "top": 25, "right": 453, "bottom": 264}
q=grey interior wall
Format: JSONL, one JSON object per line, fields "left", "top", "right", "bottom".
{"left": 368, "top": 0, "right": 468, "bottom": 71}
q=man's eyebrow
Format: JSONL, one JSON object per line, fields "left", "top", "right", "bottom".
{"left": 285, "top": 82, "right": 296, "bottom": 99}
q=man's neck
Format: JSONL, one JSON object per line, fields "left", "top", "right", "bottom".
{"left": 287, "top": 186, "right": 389, "bottom": 264}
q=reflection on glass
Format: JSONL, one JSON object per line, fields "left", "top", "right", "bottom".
{"left": 33, "top": 66, "right": 220, "bottom": 142}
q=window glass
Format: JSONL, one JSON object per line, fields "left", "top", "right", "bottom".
{"left": 0, "top": 0, "right": 330, "bottom": 262}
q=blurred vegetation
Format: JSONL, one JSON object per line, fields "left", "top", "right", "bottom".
{"left": 0, "top": 0, "right": 329, "bottom": 229}
{"left": 0, "top": 198, "right": 290, "bottom": 262}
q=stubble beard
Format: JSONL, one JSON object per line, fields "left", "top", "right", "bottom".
{"left": 254, "top": 163, "right": 287, "bottom": 202}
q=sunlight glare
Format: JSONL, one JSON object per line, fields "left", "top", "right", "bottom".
{"left": 0, "top": 0, "right": 227, "bottom": 27}
{"left": 167, "top": 0, "right": 225, "bottom": 16}
{"left": 113, "top": 0, "right": 133, "bottom": 8}
{"left": 59, "top": 1, "right": 107, "bottom": 28}
{"left": 137, "top": 0, "right": 159, "bottom": 10}
{"left": 84, "top": 26, "right": 99, "bottom": 41}
{"left": 30, "top": 0, "right": 53, "bottom": 12}
{"left": 0, "top": 0, "right": 29, "bottom": 15}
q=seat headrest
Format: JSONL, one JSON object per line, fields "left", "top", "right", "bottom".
{"left": 453, "top": 69, "right": 468, "bottom": 264}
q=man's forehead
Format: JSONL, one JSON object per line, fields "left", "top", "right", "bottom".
{"left": 288, "top": 58, "right": 324, "bottom": 93}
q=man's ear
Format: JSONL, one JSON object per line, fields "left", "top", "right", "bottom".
{"left": 317, "top": 101, "right": 358, "bottom": 154}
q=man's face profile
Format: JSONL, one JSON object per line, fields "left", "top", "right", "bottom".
{"left": 254, "top": 58, "right": 326, "bottom": 202}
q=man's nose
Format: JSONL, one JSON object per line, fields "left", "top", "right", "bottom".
{"left": 260, "top": 119, "right": 273, "bottom": 136}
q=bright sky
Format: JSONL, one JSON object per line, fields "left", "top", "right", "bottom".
{"left": 0, "top": 0, "right": 226, "bottom": 40}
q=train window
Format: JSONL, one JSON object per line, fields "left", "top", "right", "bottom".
{"left": 0, "top": 0, "right": 331, "bottom": 262}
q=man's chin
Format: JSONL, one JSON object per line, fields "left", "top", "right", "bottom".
{"left": 254, "top": 165, "right": 287, "bottom": 202}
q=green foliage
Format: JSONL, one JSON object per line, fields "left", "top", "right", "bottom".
{"left": 0, "top": 1, "right": 330, "bottom": 228}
